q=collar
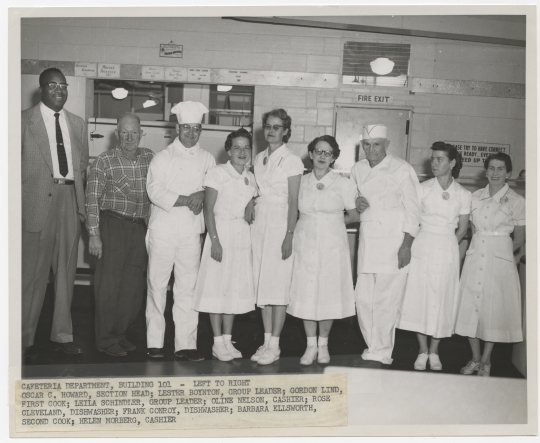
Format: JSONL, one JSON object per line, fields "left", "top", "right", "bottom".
{"left": 224, "top": 160, "right": 248, "bottom": 178}
{"left": 479, "top": 183, "right": 509, "bottom": 202}
{"left": 173, "top": 137, "right": 200, "bottom": 154}
{"left": 433, "top": 177, "right": 455, "bottom": 194}
{"left": 40, "top": 102, "right": 64, "bottom": 118}
{"left": 265, "top": 144, "right": 287, "bottom": 164}
{"left": 308, "top": 170, "right": 335, "bottom": 186}
{"left": 114, "top": 146, "right": 141, "bottom": 160}
{"left": 368, "top": 153, "right": 391, "bottom": 171}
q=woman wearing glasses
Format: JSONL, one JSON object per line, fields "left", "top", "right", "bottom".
{"left": 193, "top": 129, "right": 257, "bottom": 361}
{"left": 250, "top": 109, "right": 304, "bottom": 365}
{"left": 287, "top": 136, "right": 359, "bottom": 365}
{"left": 455, "top": 153, "right": 525, "bottom": 377}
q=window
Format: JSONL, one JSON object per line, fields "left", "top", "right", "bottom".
{"left": 342, "top": 42, "right": 411, "bottom": 87}
{"left": 208, "top": 85, "right": 254, "bottom": 127}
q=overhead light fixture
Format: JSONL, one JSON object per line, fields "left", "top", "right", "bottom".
{"left": 370, "top": 57, "right": 395, "bottom": 76}
{"left": 111, "top": 88, "right": 129, "bottom": 100}
{"left": 217, "top": 85, "right": 233, "bottom": 92}
{"left": 143, "top": 99, "right": 157, "bottom": 108}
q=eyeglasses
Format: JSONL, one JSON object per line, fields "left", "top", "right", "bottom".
{"left": 179, "top": 124, "right": 202, "bottom": 133}
{"left": 263, "top": 124, "right": 284, "bottom": 131}
{"left": 41, "top": 82, "right": 69, "bottom": 90}
{"left": 314, "top": 148, "right": 333, "bottom": 158}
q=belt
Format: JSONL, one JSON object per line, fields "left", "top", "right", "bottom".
{"left": 420, "top": 224, "right": 456, "bottom": 235}
{"left": 53, "top": 178, "right": 74, "bottom": 185}
{"left": 476, "top": 231, "right": 509, "bottom": 237}
{"left": 101, "top": 210, "right": 146, "bottom": 225}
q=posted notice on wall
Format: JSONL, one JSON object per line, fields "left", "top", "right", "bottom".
{"left": 15, "top": 373, "right": 347, "bottom": 432}
{"left": 446, "top": 141, "right": 511, "bottom": 166}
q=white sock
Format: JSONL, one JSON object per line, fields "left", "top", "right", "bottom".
{"left": 223, "top": 334, "right": 232, "bottom": 344}
{"left": 307, "top": 336, "right": 317, "bottom": 347}
{"left": 264, "top": 333, "right": 272, "bottom": 345}
{"left": 318, "top": 336, "right": 328, "bottom": 347}
{"left": 214, "top": 336, "right": 223, "bottom": 345}
{"left": 269, "top": 336, "right": 280, "bottom": 349}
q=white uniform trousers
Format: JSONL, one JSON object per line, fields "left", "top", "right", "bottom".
{"left": 146, "top": 230, "right": 201, "bottom": 351}
{"left": 355, "top": 273, "right": 408, "bottom": 364}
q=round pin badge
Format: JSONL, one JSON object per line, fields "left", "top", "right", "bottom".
{"left": 442, "top": 192, "right": 450, "bottom": 200}
{"left": 316, "top": 183, "right": 325, "bottom": 191}
{"left": 244, "top": 177, "right": 249, "bottom": 186}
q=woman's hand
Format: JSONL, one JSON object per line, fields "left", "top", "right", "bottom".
{"left": 282, "top": 233, "right": 293, "bottom": 260}
{"left": 211, "top": 240, "right": 223, "bottom": 262}
{"left": 356, "top": 196, "right": 370, "bottom": 213}
{"left": 244, "top": 199, "right": 256, "bottom": 224}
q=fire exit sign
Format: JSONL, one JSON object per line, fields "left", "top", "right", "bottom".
{"left": 356, "top": 94, "right": 393, "bottom": 104}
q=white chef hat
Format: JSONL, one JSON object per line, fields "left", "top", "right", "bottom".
{"left": 171, "top": 101, "right": 209, "bottom": 124}
{"left": 361, "top": 124, "right": 388, "bottom": 140}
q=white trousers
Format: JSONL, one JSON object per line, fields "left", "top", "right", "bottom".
{"left": 355, "top": 273, "right": 408, "bottom": 365}
{"left": 146, "top": 230, "right": 201, "bottom": 351}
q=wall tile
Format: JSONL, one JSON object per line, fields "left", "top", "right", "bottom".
{"left": 307, "top": 55, "right": 341, "bottom": 74}
{"left": 288, "top": 125, "right": 305, "bottom": 143}
{"left": 102, "top": 45, "right": 139, "bottom": 64}
{"left": 317, "top": 108, "right": 334, "bottom": 126}
{"left": 21, "top": 41, "right": 39, "bottom": 60}
{"left": 271, "top": 54, "right": 307, "bottom": 73}
{"left": 304, "top": 125, "right": 327, "bottom": 142}
{"left": 272, "top": 89, "right": 307, "bottom": 108}
{"left": 290, "top": 36, "right": 326, "bottom": 55}
{"left": 287, "top": 108, "right": 318, "bottom": 126}
{"left": 324, "top": 38, "right": 342, "bottom": 56}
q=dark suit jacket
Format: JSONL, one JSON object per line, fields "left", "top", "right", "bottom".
{"left": 21, "top": 104, "right": 89, "bottom": 232}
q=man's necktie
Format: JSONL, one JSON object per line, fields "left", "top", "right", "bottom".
{"left": 54, "top": 112, "right": 68, "bottom": 177}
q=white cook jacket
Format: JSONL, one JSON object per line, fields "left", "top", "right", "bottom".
{"left": 350, "top": 154, "right": 421, "bottom": 274}
{"left": 146, "top": 138, "right": 216, "bottom": 235}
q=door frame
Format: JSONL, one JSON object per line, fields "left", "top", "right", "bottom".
{"left": 332, "top": 103, "right": 415, "bottom": 163}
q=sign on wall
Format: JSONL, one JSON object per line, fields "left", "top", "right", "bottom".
{"left": 445, "top": 141, "right": 511, "bottom": 166}
{"left": 165, "top": 67, "right": 188, "bottom": 81}
{"left": 356, "top": 94, "right": 393, "bottom": 104}
{"left": 142, "top": 65, "right": 165, "bottom": 81}
{"left": 74, "top": 62, "right": 97, "bottom": 77}
{"left": 97, "top": 63, "right": 120, "bottom": 78}
{"left": 160, "top": 43, "right": 183, "bottom": 58}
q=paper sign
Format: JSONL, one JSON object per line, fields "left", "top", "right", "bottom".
{"left": 142, "top": 66, "right": 165, "bottom": 81}
{"left": 97, "top": 63, "right": 120, "bottom": 79}
{"left": 445, "top": 141, "right": 511, "bottom": 166}
{"left": 74, "top": 62, "right": 97, "bottom": 77}
{"left": 164, "top": 67, "right": 188, "bottom": 82}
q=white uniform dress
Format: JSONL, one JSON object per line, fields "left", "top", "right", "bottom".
{"left": 146, "top": 138, "right": 216, "bottom": 351}
{"left": 287, "top": 171, "right": 357, "bottom": 321}
{"left": 455, "top": 184, "right": 525, "bottom": 343}
{"left": 252, "top": 144, "right": 304, "bottom": 306}
{"left": 398, "top": 178, "right": 472, "bottom": 338}
{"left": 194, "top": 162, "right": 257, "bottom": 314}
{"left": 350, "top": 154, "right": 421, "bottom": 364}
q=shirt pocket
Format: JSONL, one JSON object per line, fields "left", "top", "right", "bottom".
{"left": 112, "top": 170, "right": 131, "bottom": 197}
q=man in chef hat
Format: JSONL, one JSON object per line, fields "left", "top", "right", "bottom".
{"left": 350, "top": 124, "right": 421, "bottom": 366}
{"left": 145, "top": 101, "right": 216, "bottom": 360}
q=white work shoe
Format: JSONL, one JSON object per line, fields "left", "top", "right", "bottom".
{"left": 428, "top": 353, "right": 443, "bottom": 371}
{"left": 317, "top": 345, "right": 330, "bottom": 364}
{"left": 257, "top": 346, "right": 280, "bottom": 365}
{"left": 300, "top": 346, "right": 318, "bottom": 366}
{"left": 224, "top": 341, "right": 242, "bottom": 359}
{"left": 251, "top": 345, "right": 267, "bottom": 362}
{"left": 212, "top": 343, "right": 234, "bottom": 361}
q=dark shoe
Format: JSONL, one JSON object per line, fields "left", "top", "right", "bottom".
{"left": 174, "top": 349, "right": 204, "bottom": 361}
{"left": 101, "top": 343, "right": 127, "bottom": 357}
{"left": 119, "top": 340, "right": 136, "bottom": 351}
{"left": 147, "top": 348, "right": 165, "bottom": 359}
{"left": 51, "top": 341, "right": 83, "bottom": 355}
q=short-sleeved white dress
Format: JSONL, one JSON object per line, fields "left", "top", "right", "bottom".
{"left": 287, "top": 171, "right": 358, "bottom": 321}
{"left": 193, "top": 162, "right": 257, "bottom": 314}
{"left": 251, "top": 144, "right": 304, "bottom": 306}
{"left": 398, "top": 178, "right": 472, "bottom": 338}
{"left": 454, "top": 184, "right": 525, "bottom": 343}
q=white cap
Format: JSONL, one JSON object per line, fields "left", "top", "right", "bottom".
{"left": 361, "top": 124, "right": 388, "bottom": 140}
{"left": 171, "top": 101, "right": 209, "bottom": 124}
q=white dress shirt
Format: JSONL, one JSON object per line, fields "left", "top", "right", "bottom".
{"left": 40, "top": 102, "right": 74, "bottom": 180}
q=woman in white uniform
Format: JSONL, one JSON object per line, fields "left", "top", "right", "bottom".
{"left": 250, "top": 109, "right": 304, "bottom": 365}
{"left": 194, "top": 129, "right": 257, "bottom": 361}
{"left": 455, "top": 153, "right": 525, "bottom": 377}
{"left": 398, "top": 142, "right": 471, "bottom": 371}
{"left": 288, "top": 136, "right": 359, "bottom": 365}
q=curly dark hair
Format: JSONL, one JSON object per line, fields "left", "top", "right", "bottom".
{"left": 307, "top": 135, "right": 341, "bottom": 160}
{"left": 224, "top": 127, "right": 252, "bottom": 151}
{"left": 39, "top": 67, "right": 65, "bottom": 86}
{"left": 484, "top": 152, "right": 513, "bottom": 174}
{"left": 431, "top": 141, "right": 463, "bottom": 178}
{"left": 262, "top": 108, "right": 292, "bottom": 143}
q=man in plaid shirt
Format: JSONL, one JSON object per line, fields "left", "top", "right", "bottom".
{"left": 85, "top": 113, "right": 154, "bottom": 357}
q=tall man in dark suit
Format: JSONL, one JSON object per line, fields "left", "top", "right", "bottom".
{"left": 21, "top": 67, "right": 89, "bottom": 355}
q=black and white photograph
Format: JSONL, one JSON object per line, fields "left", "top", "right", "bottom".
{"left": 8, "top": 3, "right": 537, "bottom": 437}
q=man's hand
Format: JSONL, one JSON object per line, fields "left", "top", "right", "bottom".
{"left": 187, "top": 190, "right": 205, "bottom": 215}
{"left": 244, "top": 199, "right": 256, "bottom": 224}
{"left": 89, "top": 235, "right": 103, "bottom": 259}
{"left": 282, "top": 233, "right": 293, "bottom": 260}
{"left": 397, "top": 233, "right": 414, "bottom": 269}
{"left": 356, "top": 196, "right": 370, "bottom": 213}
